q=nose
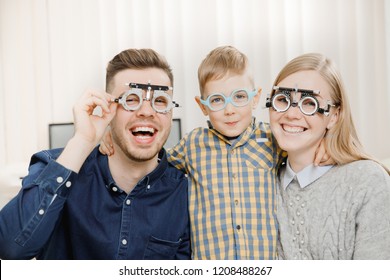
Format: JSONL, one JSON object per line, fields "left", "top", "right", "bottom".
{"left": 284, "top": 103, "right": 302, "bottom": 119}
{"left": 136, "top": 98, "right": 156, "bottom": 117}
{"left": 223, "top": 101, "right": 236, "bottom": 115}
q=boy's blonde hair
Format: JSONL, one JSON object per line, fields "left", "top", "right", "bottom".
{"left": 272, "top": 53, "right": 389, "bottom": 173}
{"left": 198, "top": 46, "right": 253, "bottom": 97}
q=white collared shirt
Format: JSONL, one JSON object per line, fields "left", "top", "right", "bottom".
{"left": 282, "top": 160, "right": 334, "bottom": 190}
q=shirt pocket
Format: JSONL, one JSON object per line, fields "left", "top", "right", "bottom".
{"left": 143, "top": 235, "right": 182, "bottom": 260}
{"left": 243, "top": 140, "right": 276, "bottom": 170}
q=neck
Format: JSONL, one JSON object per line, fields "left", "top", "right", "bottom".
{"left": 287, "top": 151, "right": 315, "bottom": 173}
{"left": 108, "top": 149, "right": 159, "bottom": 194}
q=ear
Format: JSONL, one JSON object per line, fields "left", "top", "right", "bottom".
{"left": 195, "top": 96, "right": 209, "bottom": 116}
{"left": 252, "top": 87, "right": 262, "bottom": 109}
{"left": 327, "top": 107, "right": 340, "bottom": 130}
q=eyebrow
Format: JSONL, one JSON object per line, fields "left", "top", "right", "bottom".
{"left": 273, "top": 86, "right": 320, "bottom": 95}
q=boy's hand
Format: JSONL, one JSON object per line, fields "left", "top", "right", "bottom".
{"left": 314, "top": 139, "right": 335, "bottom": 166}
{"left": 99, "top": 129, "right": 115, "bottom": 156}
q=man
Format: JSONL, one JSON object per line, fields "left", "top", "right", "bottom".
{"left": 0, "top": 48, "right": 191, "bottom": 260}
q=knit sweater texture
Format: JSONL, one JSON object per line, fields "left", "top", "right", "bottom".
{"left": 277, "top": 160, "right": 390, "bottom": 259}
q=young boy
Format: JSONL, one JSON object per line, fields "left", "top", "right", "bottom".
{"left": 101, "top": 46, "right": 284, "bottom": 259}
{"left": 169, "top": 46, "right": 284, "bottom": 259}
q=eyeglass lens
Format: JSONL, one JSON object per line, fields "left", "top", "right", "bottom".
{"left": 207, "top": 90, "right": 252, "bottom": 111}
{"left": 272, "top": 93, "right": 319, "bottom": 115}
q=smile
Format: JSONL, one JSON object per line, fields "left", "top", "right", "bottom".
{"left": 282, "top": 124, "right": 306, "bottom": 134}
{"left": 131, "top": 126, "right": 156, "bottom": 138}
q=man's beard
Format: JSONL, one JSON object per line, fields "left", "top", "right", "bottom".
{"left": 111, "top": 128, "right": 167, "bottom": 162}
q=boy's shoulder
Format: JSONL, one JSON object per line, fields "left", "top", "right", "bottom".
{"left": 254, "top": 121, "right": 271, "bottom": 131}
{"left": 253, "top": 121, "right": 272, "bottom": 137}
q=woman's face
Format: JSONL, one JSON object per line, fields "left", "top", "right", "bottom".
{"left": 269, "top": 70, "right": 339, "bottom": 165}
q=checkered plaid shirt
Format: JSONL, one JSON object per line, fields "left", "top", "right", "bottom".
{"left": 168, "top": 119, "right": 284, "bottom": 259}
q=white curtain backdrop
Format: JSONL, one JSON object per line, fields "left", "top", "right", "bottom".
{"left": 1, "top": 0, "right": 390, "bottom": 170}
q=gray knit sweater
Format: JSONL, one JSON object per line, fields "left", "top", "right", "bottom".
{"left": 277, "top": 160, "right": 390, "bottom": 259}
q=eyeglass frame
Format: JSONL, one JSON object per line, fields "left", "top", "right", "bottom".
{"left": 265, "top": 86, "right": 336, "bottom": 116}
{"left": 200, "top": 89, "right": 257, "bottom": 112}
{"left": 112, "top": 82, "right": 180, "bottom": 114}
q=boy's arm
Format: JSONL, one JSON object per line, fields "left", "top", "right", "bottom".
{"left": 167, "top": 134, "right": 189, "bottom": 174}
{"left": 314, "top": 139, "right": 335, "bottom": 166}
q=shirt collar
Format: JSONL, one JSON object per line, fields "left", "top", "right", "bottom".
{"left": 282, "top": 159, "right": 333, "bottom": 190}
{"left": 207, "top": 117, "right": 256, "bottom": 146}
{"left": 96, "top": 146, "right": 168, "bottom": 191}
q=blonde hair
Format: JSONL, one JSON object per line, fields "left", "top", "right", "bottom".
{"left": 198, "top": 46, "right": 253, "bottom": 97}
{"left": 272, "top": 53, "right": 389, "bottom": 173}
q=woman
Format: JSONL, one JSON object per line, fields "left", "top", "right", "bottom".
{"left": 266, "top": 53, "right": 390, "bottom": 259}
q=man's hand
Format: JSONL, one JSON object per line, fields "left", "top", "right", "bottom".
{"left": 57, "top": 90, "right": 117, "bottom": 173}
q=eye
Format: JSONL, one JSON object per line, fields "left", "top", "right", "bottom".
{"left": 154, "top": 96, "right": 168, "bottom": 104}
{"left": 233, "top": 91, "right": 248, "bottom": 100}
{"left": 209, "top": 96, "right": 224, "bottom": 104}
{"left": 301, "top": 96, "right": 317, "bottom": 108}
{"left": 125, "top": 94, "right": 140, "bottom": 104}
{"left": 275, "top": 94, "right": 289, "bottom": 103}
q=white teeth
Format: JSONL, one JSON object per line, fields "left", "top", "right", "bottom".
{"left": 132, "top": 127, "right": 155, "bottom": 133}
{"left": 283, "top": 124, "right": 304, "bottom": 133}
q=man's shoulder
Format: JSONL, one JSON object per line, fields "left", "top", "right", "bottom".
{"left": 165, "top": 162, "right": 188, "bottom": 181}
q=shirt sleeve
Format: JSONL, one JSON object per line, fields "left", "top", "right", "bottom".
{"left": 353, "top": 163, "right": 390, "bottom": 259}
{"left": 0, "top": 150, "right": 76, "bottom": 259}
{"left": 167, "top": 134, "right": 189, "bottom": 174}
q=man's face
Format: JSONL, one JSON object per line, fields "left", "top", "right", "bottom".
{"left": 109, "top": 68, "right": 173, "bottom": 162}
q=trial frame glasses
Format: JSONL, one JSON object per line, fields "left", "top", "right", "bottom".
{"left": 112, "top": 82, "right": 179, "bottom": 114}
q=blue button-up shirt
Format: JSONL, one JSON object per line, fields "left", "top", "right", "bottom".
{"left": 0, "top": 147, "right": 191, "bottom": 260}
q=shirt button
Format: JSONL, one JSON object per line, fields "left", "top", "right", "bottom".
{"left": 234, "top": 199, "right": 239, "bottom": 205}
{"left": 56, "top": 177, "right": 64, "bottom": 183}
{"left": 121, "top": 239, "right": 127, "bottom": 245}
{"left": 112, "top": 186, "right": 118, "bottom": 192}
{"left": 126, "top": 199, "right": 131, "bottom": 205}
{"left": 236, "top": 225, "right": 241, "bottom": 230}
{"left": 232, "top": 174, "right": 237, "bottom": 179}
{"left": 65, "top": 181, "right": 72, "bottom": 188}
{"left": 231, "top": 150, "right": 235, "bottom": 155}
{"left": 38, "top": 209, "right": 45, "bottom": 215}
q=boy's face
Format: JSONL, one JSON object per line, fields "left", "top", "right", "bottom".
{"left": 195, "top": 74, "right": 260, "bottom": 137}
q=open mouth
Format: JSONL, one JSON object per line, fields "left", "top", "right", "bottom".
{"left": 282, "top": 124, "right": 306, "bottom": 134}
{"left": 131, "top": 126, "right": 156, "bottom": 138}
